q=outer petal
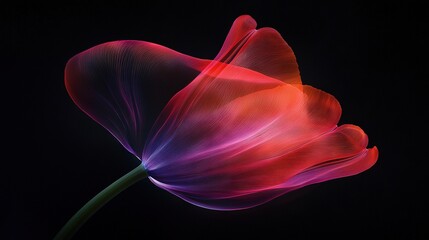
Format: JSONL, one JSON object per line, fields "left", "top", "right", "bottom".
{"left": 146, "top": 87, "right": 377, "bottom": 210}
{"left": 65, "top": 15, "right": 300, "bottom": 159}
{"left": 215, "top": 15, "right": 257, "bottom": 60}
{"left": 215, "top": 15, "right": 301, "bottom": 84}
{"left": 65, "top": 41, "right": 209, "bottom": 158}
{"left": 151, "top": 146, "right": 378, "bottom": 211}
{"left": 143, "top": 60, "right": 369, "bottom": 209}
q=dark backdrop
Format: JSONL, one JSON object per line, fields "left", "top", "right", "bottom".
{"left": 3, "top": 1, "right": 426, "bottom": 239}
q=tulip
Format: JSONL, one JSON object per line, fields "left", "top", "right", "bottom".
{"left": 56, "top": 15, "right": 378, "bottom": 239}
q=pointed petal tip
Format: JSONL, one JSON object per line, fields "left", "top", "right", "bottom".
{"left": 235, "top": 15, "right": 257, "bottom": 29}
{"left": 368, "top": 146, "right": 379, "bottom": 166}
{"left": 352, "top": 145, "right": 379, "bottom": 174}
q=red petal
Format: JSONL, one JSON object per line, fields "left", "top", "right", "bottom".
{"left": 214, "top": 15, "right": 301, "bottom": 84}
{"left": 230, "top": 28, "right": 301, "bottom": 84}
{"left": 144, "top": 66, "right": 344, "bottom": 205}
{"left": 283, "top": 146, "right": 379, "bottom": 188}
{"left": 215, "top": 15, "right": 257, "bottom": 61}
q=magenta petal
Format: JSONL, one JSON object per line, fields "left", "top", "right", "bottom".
{"left": 65, "top": 41, "right": 209, "bottom": 158}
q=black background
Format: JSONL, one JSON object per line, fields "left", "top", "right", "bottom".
{"left": 3, "top": 1, "right": 426, "bottom": 239}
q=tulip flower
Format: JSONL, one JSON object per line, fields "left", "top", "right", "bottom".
{"left": 56, "top": 15, "right": 378, "bottom": 239}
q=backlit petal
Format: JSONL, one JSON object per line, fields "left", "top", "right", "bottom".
{"left": 65, "top": 41, "right": 209, "bottom": 157}
{"left": 215, "top": 15, "right": 300, "bottom": 84}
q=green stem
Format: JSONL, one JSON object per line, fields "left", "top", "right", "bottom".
{"left": 54, "top": 164, "right": 148, "bottom": 240}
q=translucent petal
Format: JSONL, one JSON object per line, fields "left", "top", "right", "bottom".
{"left": 144, "top": 60, "right": 358, "bottom": 209}
{"left": 65, "top": 41, "right": 209, "bottom": 157}
{"left": 215, "top": 15, "right": 301, "bottom": 84}
{"left": 147, "top": 97, "right": 377, "bottom": 210}
{"left": 65, "top": 15, "right": 378, "bottom": 211}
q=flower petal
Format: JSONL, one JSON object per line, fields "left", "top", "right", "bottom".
{"left": 236, "top": 124, "right": 375, "bottom": 190}
{"left": 144, "top": 61, "right": 351, "bottom": 209}
{"left": 150, "top": 147, "right": 378, "bottom": 211}
{"left": 147, "top": 122, "right": 377, "bottom": 210}
{"left": 284, "top": 146, "right": 378, "bottom": 188}
{"left": 65, "top": 41, "right": 209, "bottom": 157}
{"left": 215, "top": 15, "right": 257, "bottom": 61}
{"left": 215, "top": 15, "right": 301, "bottom": 84}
